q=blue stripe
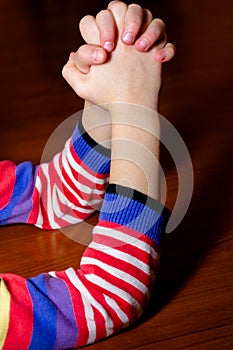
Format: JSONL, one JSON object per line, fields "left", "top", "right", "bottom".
{"left": 27, "top": 274, "right": 57, "bottom": 350}
{"left": 100, "top": 192, "right": 165, "bottom": 245}
{"left": 0, "top": 162, "right": 36, "bottom": 225}
{"left": 72, "top": 123, "right": 110, "bottom": 174}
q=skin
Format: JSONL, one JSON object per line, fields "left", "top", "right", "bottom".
{"left": 62, "top": 2, "right": 170, "bottom": 199}
{"left": 78, "top": 1, "right": 176, "bottom": 72}
{"left": 63, "top": 1, "right": 175, "bottom": 157}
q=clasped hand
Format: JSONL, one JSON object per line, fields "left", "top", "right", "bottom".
{"left": 62, "top": 1, "right": 175, "bottom": 110}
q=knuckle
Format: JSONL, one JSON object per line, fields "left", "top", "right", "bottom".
{"left": 79, "top": 15, "right": 92, "bottom": 27}
{"left": 62, "top": 65, "right": 68, "bottom": 79}
{"left": 155, "top": 18, "right": 165, "bottom": 30}
{"left": 96, "top": 9, "right": 108, "bottom": 20}
{"left": 168, "top": 43, "right": 176, "bottom": 52}
{"left": 143, "top": 9, "right": 153, "bottom": 22}
{"left": 108, "top": 0, "right": 127, "bottom": 12}
{"left": 128, "top": 3, "right": 143, "bottom": 22}
{"left": 76, "top": 46, "right": 83, "bottom": 57}
{"left": 128, "top": 3, "right": 142, "bottom": 11}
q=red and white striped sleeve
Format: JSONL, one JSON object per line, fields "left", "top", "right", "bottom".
{"left": 0, "top": 117, "right": 111, "bottom": 229}
{"left": 0, "top": 184, "right": 169, "bottom": 349}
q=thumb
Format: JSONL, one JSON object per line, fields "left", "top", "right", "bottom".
{"left": 73, "top": 44, "right": 108, "bottom": 74}
{"left": 62, "top": 52, "right": 88, "bottom": 99}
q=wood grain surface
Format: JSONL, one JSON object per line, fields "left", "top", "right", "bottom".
{"left": 0, "top": 1, "right": 232, "bottom": 349}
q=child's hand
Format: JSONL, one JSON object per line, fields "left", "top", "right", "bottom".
{"left": 80, "top": 1, "right": 175, "bottom": 64}
{"left": 62, "top": 2, "right": 171, "bottom": 110}
{"left": 63, "top": 45, "right": 161, "bottom": 110}
{"left": 64, "top": 1, "right": 175, "bottom": 76}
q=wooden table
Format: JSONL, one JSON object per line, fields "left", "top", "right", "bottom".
{"left": 0, "top": 1, "right": 232, "bottom": 349}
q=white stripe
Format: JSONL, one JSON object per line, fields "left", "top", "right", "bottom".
{"left": 34, "top": 176, "right": 43, "bottom": 227}
{"left": 93, "top": 225, "right": 158, "bottom": 260}
{"left": 53, "top": 152, "right": 100, "bottom": 207}
{"left": 81, "top": 257, "right": 148, "bottom": 294}
{"left": 48, "top": 271, "right": 56, "bottom": 278}
{"left": 67, "top": 269, "right": 96, "bottom": 344}
{"left": 62, "top": 143, "right": 105, "bottom": 196}
{"left": 66, "top": 268, "right": 114, "bottom": 343}
{"left": 88, "top": 242, "right": 151, "bottom": 275}
{"left": 52, "top": 185, "right": 88, "bottom": 214}
{"left": 52, "top": 186, "right": 83, "bottom": 224}
{"left": 53, "top": 183, "right": 94, "bottom": 214}
{"left": 85, "top": 274, "right": 141, "bottom": 312}
{"left": 67, "top": 140, "right": 109, "bottom": 185}
{"left": 104, "top": 295, "right": 129, "bottom": 326}
{"left": 40, "top": 163, "right": 57, "bottom": 227}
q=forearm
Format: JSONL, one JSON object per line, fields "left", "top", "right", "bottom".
{"left": 82, "top": 101, "right": 111, "bottom": 148}
{"left": 0, "top": 184, "right": 168, "bottom": 349}
{"left": 109, "top": 104, "right": 161, "bottom": 200}
{"left": 0, "top": 116, "right": 111, "bottom": 229}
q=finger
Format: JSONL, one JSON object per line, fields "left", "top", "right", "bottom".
{"left": 107, "top": 1, "right": 128, "bottom": 30}
{"left": 96, "top": 9, "right": 116, "bottom": 52}
{"left": 62, "top": 52, "right": 87, "bottom": 98}
{"left": 156, "top": 43, "right": 176, "bottom": 62}
{"left": 79, "top": 15, "right": 100, "bottom": 45}
{"left": 74, "top": 44, "right": 108, "bottom": 74}
{"left": 121, "top": 4, "right": 144, "bottom": 45}
{"left": 138, "top": 9, "right": 153, "bottom": 34}
{"left": 135, "top": 18, "right": 165, "bottom": 52}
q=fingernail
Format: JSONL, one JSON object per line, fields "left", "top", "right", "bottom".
{"left": 93, "top": 48, "right": 104, "bottom": 62}
{"left": 122, "top": 32, "right": 135, "bottom": 44}
{"left": 103, "top": 41, "right": 114, "bottom": 52}
{"left": 138, "top": 37, "right": 149, "bottom": 51}
{"left": 157, "top": 51, "right": 166, "bottom": 61}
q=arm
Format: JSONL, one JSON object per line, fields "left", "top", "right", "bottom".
{"left": 1, "top": 2, "right": 172, "bottom": 349}
{"left": 0, "top": 185, "right": 168, "bottom": 349}
{"left": 0, "top": 106, "right": 168, "bottom": 348}
{"left": 0, "top": 117, "right": 110, "bottom": 229}
{"left": 0, "top": 1, "right": 174, "bottom": 229}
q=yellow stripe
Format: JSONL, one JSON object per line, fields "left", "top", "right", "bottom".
{"left": 0, "top": 279, "right": 11, "bottom": 349}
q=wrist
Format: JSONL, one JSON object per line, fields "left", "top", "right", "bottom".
{"left": 82, "top": 101, "right": 111, "bottom": 148}
{"left": 109, "top": 103, "right": 161, "bottom": 200}
{"left": 109, "top": 103, "right": 160, "bottom": 137}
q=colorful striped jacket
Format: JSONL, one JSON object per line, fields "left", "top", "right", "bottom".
{"left": 0, "top": 118, "right": 167, "bottom": 349}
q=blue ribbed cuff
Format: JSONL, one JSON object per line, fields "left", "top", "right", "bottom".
{"left": 99, "top": 184, "right": 170, "bottom": 245}
{"left": 72, "top": 116, "right": 111, "bottom": 175}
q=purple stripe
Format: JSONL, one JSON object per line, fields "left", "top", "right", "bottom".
{"left": 7, "top": 163, "right": 39, "bottom": 224}
{"left": 45, "top": 274, "right": 78, "bottom": 349}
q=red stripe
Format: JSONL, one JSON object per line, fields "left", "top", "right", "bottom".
{"left": 0, "top": 161, "right": 16, "bottom": 210}
{"left": 62, "top": 151, "right": 106, "bottom": 202}
{"left": 98, "top": 219, "right": 160, "bottom": 248}
{"left": 52, "top": 190, "right": 92, "bottom": 223}
{"left": 1, "top": 274, "right": 33, "bottom": 350}
{"left": 82, "top": 247, "right": 152, "bottom": 289}
{"left": 81, "top": 263, "right": 145, "bottom": 305}
{"left": 92, "top": 305, "right": 106, "bottom": 342}
{"left": 37, "top": 167, "right": 52, "bottom": 229}
{"left": 94, "top": 292, "right": 125, "bottom": 333}
{"left": 92, "top": 234, "right": 157, "bottom": 272}
{"left": 64, "top": 153, "right": 97, "bottom": 190}
{"left": 70, "top": 143, "right": 109, "bottom": 180}
{"left": 63, "top": 166, "right": 105, "bottom": 204}
{"left": 28, "top": 141, "right": 109, "bottom": 228}
{"left": 78, "top": 271, "right": 138, "bottom": 326}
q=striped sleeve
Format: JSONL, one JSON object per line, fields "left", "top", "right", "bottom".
{"left": 0, "top": 184, "right": 169, "bottom": 349}
{"left": 0, "top": 117, "right": 111, "bottom": 229}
